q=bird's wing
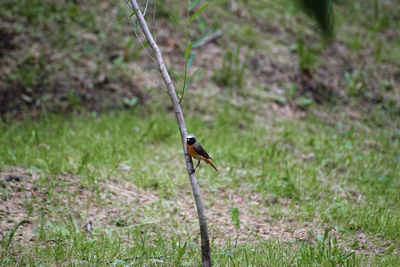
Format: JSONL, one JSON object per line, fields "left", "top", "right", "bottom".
{"left": 194, "top": 142, "right": 211, "bottom": 159}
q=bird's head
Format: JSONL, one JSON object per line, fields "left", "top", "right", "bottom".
{"left": 186, "top": 134, "right": 196, "bottom": 145}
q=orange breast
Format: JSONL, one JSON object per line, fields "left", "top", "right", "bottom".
{"left": 187, "top": 144, "right": 204, "bottom": 160}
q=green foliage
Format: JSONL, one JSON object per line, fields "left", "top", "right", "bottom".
{"left": 298, "top": 228, "right": 355, "bottom": 265}
{"left": 123, "top": 96, "right": 138, "bottom": 108}
{"left": 123, "top": 37, "right": 142, "bottom": 61}
{"left": 178, "top": 0, "right": 209, "bottom": 103}
{"left": 188, "top": 3, "right": 209, "bottom": 24}
{"left": 286, "top": 83, "right": 298, "bottom": 102}
{"left": 295, "top": 38, "right": 320, "bottom": 72}
{"left": 227, "top": 23, "right": 259, "bottom": 49}
{"left": 153, "top": 0, "right": 180, "bottom": 25}
{"left": 1, "top": 0, "right": 96, "bottom": 38}
{"left": 345, "top": 69, "right": 366, "bottom": 98}
{"left": 213, "top": 46, "right": 247, "bottom": 90}
{"left": 230, "top": 207, "right": 240, "bottom": 229}
{"left": 5, "top": 51, "right": 50, "bottom": 90}
{"left": 1, "top": 220, "right": 29, "bottom": 254}
{"left": 294, "top": 0, "right": 336, "bottom": 41}
{"left": 0, "top": 109, "right": 399, "bottom": 265}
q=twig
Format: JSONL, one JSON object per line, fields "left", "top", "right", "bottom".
{"left": 127, "top": 1, "right": 211, "bottom": 266}
{"left": 193, "top": 30, "right": 223, "bottom": 49}
{"left": 134, "top": 65, "right": 167, "bottom": 92}
{"left": 121, "top": 0, "right": 157, "bottom": 64}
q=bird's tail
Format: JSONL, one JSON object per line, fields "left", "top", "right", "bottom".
{"left": 205, "top": 158, "right": 218, "bottom": 172}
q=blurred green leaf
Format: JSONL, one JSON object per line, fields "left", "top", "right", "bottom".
{"left": 186, "top": 51, "right": 195, "bottom": 69}
{"left": 288, "top": 83, "right": 297, "bottom": 101}
{"left": 123, "top": 96, "right": 138, "bottom": 107}
{"left": 193, "top": 29, "right": 212, "bottom": 47}
{"left": 188, "top": 3, "right": 208, "bottom": 24}
{"left": 189, "top": 0, "right": 200, "bottom": 10}
{"left": 175, "top": 242, "right": 187, "bottom": 265}
{"left": 185, "top": 43, "right": 193, "bottom": 60}
{"left": 183, "top": 81, "right": 189, "bottom": 91}
{"left": 297, "top": 97, "right": 314, "bottom": 107}
{"left": 129, "top": 9, "right": 138, "bottom": 19}
{"left": 293, "top": 0, "right": 343, "bottom": 41}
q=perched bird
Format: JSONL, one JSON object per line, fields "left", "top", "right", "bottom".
{"left": 186, "top": 134, "right": 218, "bottom": 173}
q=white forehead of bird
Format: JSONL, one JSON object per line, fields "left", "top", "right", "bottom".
{"left": 187, "top": 134, "right": 195, "bottom": 139}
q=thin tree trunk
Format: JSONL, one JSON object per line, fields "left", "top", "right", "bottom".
{"left": 128, "top": 1, "right": 211, "bottom": 266}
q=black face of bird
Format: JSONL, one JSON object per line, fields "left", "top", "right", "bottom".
{"left": 186, "top": 134, "right": 196, "bottom": 145}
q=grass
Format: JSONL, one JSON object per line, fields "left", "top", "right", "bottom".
{"left": 1, "top": 107, "right": 399, "bottom": 265}
{"left": 0, "top": 227, "right": 363, "bottom": 266}
{"left": 1, "top": 0, "right": 400, "bottom": 265}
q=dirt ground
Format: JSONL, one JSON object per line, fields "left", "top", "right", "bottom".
{"left": 1, "top": 166, "right": 396, "bottom": 256}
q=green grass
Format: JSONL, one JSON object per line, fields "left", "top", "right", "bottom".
{"left": 1, "top": 0, "right": 400, "bottom": 265}
{"left": 1, "top": 108, "right": 399, "bottom": 265}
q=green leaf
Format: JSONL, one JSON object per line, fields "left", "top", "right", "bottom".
{"left": 2, "top": 220, "right": 29, "bottom": 250}
{"left": 129, "top": 9, "right": 138, "bottom": 19}
{"left": 175, "top": 242, "right": 187, "bottom": 265}
{"left": 193, "top": 29, "right": 211, "bottom": 47}
{"left": 186, "top": 52, "right": 195, "bottom": 69}
{"left": 185, "top": 43, "right": 193, "bottom": 60}
{"left": 296, "top": 97, "right": 314, "bottom": 107}
{"left": 288, "top": 83, "right": 297, "bottom": 100}
{"left": 188, "top": 3, "right": 208, "bottom": 24}
{"left": 123, "top": 96, "right": 138, "bottom": 107}
{"left": 189, "top": 0, "right": 200, "bottom": 10}
{"left": 170, "top": 71, "right": 181, "bottom": 82}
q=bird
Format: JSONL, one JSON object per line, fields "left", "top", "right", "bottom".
{"left": 186, "top": 134, "right": 218, "bottom": 173}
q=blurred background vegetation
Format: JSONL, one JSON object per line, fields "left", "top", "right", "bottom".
{"left": 1, "top": 0, "right": 399, "bottom": 119}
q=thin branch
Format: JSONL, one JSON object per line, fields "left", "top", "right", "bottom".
{"left": 121, "top": 0, "right": 157, "bottom": 63}
{"left": 127, "top": 1, "right": 212, "bottom": 266}
{"left": 134, "top": 65, "right": 167, "bottom": 92}
{"left": 152, "top": 0, "right": 157, "bottom": 43}
{"left": 180, "top": 3, "right": 191, "bottom": 104}
{"left": 142, "top": 0, "right": 149, "bottom": 16}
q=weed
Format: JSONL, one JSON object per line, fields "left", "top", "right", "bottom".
{"left": 296, "top": 37, "right": 320, "bottom": 73}
{"left": 213, "top": 46, "right": 248, "bottom": 91}
{"left": 345, "top": 69, "right": 366, "bottom": 98}
{"left": 297, "top": 228, "right": 355, "bottom": 266}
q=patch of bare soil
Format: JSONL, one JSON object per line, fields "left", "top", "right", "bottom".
{"left": 0, "top": 166, "right": 306, "bottom": 244}
{"left": 0, "top": 166, "right": 156, "bottom": 242}
{"left": 1, "top": 167, "right": 38, "bottom": 241}
{"left": 1, "top": 166, "right": 398, "bottom": 256}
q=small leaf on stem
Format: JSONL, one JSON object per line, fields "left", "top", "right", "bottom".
{"left": 186, "top": 52, "right": 195, "bottom": 69}
{"left": 185, "top": 43, "right": 193, "bottom": 60}
{"left": 188, "top": 3, "right": 209, "bottom": 24}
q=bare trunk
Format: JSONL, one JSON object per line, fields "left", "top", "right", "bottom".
{"left": 128, "top": 1, "right": 211, "bottom": 266}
